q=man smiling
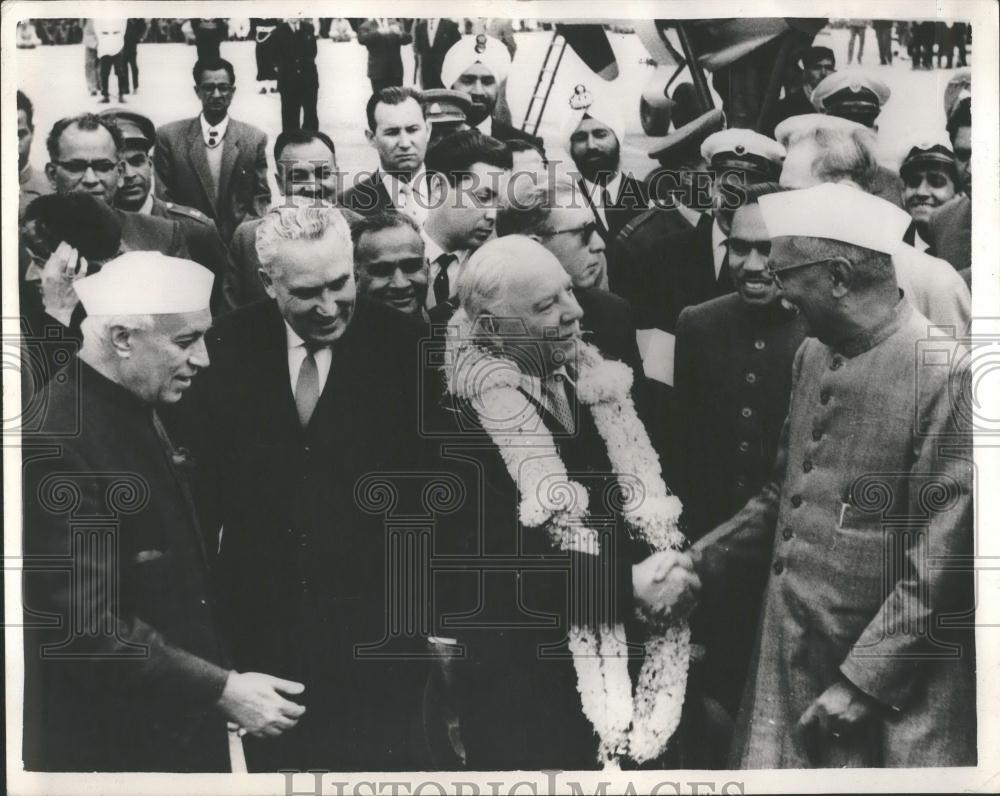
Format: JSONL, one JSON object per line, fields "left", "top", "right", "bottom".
{"left": 898, "top": 139, "right": 958, "bottom": 251}
{"left": 352, "top": 210, "right": 429, "bottom": 319}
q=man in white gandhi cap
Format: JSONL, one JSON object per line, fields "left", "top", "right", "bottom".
{"left": 440, "top": 32, "right": 545, "bottom": 152}
{"left": 694, "top": 183, "right": 975, "bottom": 769}
{"left": 562, "top": 83, "right": 650, "bottom": 245}
{"left": 22, "top": 252, "right": 306, "bottom": 772}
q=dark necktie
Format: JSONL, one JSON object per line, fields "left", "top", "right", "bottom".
{"left": 433, "top": 253, "right": 456, "bottom": 306}
{"left": 543, "top": 373, "right": 575, "bottom": 433}
{"left": 295, "top": 350, "right": 320, "bottom": 428}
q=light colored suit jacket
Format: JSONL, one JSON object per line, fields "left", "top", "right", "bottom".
{"left": 153, "top": 116, "right": 270, "bottom": 242}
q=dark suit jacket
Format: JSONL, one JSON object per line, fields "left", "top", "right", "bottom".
{"left": 489, "top": 117, "right": 546, "bottom": 157}
{"left": 413, "top": 18, "right": 462, "bottom": 89}
{"left": 22, "top": 361, "right": 231, "bottom": 772}
{"left": 432, "top": 381, "right": 648, "bottom": 769}
{"left": 927, "top": 194, "right": 971, "bottom": 274}
{"left": 357, "top": 19, "right": 411, "bottom": 84}
{"left": 580, "top": 174, "right": 650, "bottom": 246}
{"left": 154, "top": 116, "right": 271, "bottom": 241}
{"left": 337, "top": 171, "right": 394, "bottom": 216}
{"left": 269, "top": 21, "right": 319, "bottom": 90}
{"left": 148, "top": 196, "right": 231, "bottom": 312}
{"left": 220, "top": 216, "right": 266, "bottom": 313}
{"left": 610, "top": 207, "right": 729, "bottom": 334}
{"left": 117, "top": 206, "right": 190, "bottom": 258}
{"left": 174, "top": 297, "right": 432, "bottom": 771}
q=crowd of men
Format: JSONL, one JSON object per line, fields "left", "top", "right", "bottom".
{"left": 16, "top": 19, "right": 977, "bottom": 776}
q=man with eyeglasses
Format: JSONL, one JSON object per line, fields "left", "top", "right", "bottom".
{"left": 693, "top": 182, "right": 975, "bottom": 769}
{"left": 99, "top": 108, "right": 231, "bottom": 312}
{"left": 154, "top": 57, "right": 270, "bottom": 242}
{"left": 42, "top": 112, "right": 189, "bottom": 261}
{"left": 496, "top": 175, "right": 643, "bottom": 389}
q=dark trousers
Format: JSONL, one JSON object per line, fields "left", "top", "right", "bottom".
{"left": 874, "top": 23, "right": 893, "bottom": 64}
{"left": 280, "top": 83, "right": 319, "bottom": 131}
{"left": 99, "top": 53, "right": 126, "bottom": 98}
{"left": 122, "top": 44, "right": 139, "bottom": 90}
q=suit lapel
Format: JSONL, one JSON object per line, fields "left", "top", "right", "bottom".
{"left": 186, "top": 119, "right": 216, "bottom": 211}
{"left": 256, "top": 304, "right": 302, "bottom": 435}
{"left": 218, "top": 124, "right": 242, "bottom": 214}
{"left": 694, "top": 213, "right": 716, "bottom": 296}
{"left": 578, "top": 178, "right": 610, "bottom": 241}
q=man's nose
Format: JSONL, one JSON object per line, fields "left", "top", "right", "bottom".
{"left": 189, "top": 337, "right": 210, "bottom": 369}
{"left": 82, "top": 165, "right": 100, "bottom": 182}
{"left": 390, "top": 268, "right": 409, "bottom": 288}
{"left": 589, "top": 229, "right": 606, "bottom": 253}
{"left": 744, "top": 247, "right": 768, "bottom": 273}
{"left": 564, "top": 293, "right": 584, "bottom": 323}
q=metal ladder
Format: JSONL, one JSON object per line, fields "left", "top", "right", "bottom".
{"left": 521, "top": 31, "right": 568, "bottom": 137}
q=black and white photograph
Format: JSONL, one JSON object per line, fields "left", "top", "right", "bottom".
{"left": 4, "top": 1, "right": 998, "bottom": 793}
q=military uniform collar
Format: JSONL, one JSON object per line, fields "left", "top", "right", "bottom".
{"left": 832, "top": 297, "right": 911, "bottom": 358}
{"left": 78, "top": 357, "right": 154, "bottom": 416}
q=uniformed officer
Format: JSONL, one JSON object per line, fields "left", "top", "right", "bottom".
{"left": 99, "top": 108, "right": 232, "bottom": 311}
{"left": 420, "top": 88, "right": 472, "bottom": 148}
{"left": 897, "top": 138, "right": 958, "bottom": 251}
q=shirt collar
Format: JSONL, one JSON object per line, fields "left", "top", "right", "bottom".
{"left": 833, "top": 298, "right": 912, "bottom": 358}
{"left": 584, "top": 172, "right": 622, "bottom": 205}
{"left": 199, "top": 113, "right": 229, "bottom": 145}
{"left": 475, "top": 116, "right": 493, "bottom": 137}
{"left": 381, "top": 166, "right": 427, "bottom": 200}
{"left": 284, "top": 321, "right": 309, "bottom": 351}
{"left": 675, "top": 202, "right": 703, "bottom": 228}
{"left": 138, "top": 192, "right": 155, "bottom": 215}
{"left": 711, "top": 219, "right": 727, "bottom": 250}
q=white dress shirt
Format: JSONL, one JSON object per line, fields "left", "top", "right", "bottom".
{"left": 138, "top": 192, "right": 155, "bottom": 215}
{"left": 675, "top": 202, "right": 704, "bottom": 229}
{"left": 381, "top": 167, "right": 428, "bottom": 225}
{"left": 711, "top": 218, "right": 728, "bottom": 280}
{"left": 285, "top": 322, "right": 333, "bottom": 396}
{"left": 474, "top": 116, "right": 493, "bottom": 137}
{"left": 913, "top": 228, "right": 931, "bottom": 253}
{"left": 422, "top": 228, "right": 467, "bottom": 310}
{"left": 582, "top": 171, "right": 622, "bottom": 228}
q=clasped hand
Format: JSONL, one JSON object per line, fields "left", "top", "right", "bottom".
{"left": 633, "top": 549, "right": 701, "bottom": 626}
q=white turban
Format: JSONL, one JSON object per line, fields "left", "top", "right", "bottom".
{"left": 560, "top": 87, "right": 626, "bottom": 153}
{"left": 440, "top": 34, "right": 512, "bottom": 90}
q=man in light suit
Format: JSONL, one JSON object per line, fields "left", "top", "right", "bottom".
{"left": 175, "top": 205, "right": 432, "bottom": 771}
{"left": 154, "top": 57, "right": 271, "bottom": 242}
{"left": 413, "top": 18, "right": 461, "bottom": 89}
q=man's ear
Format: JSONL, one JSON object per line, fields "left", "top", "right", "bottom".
{"left": 258, "top": 268, "right": 277, "bottom": 299}
{"left": 827, "top": 256, "right": 854, "bottom": 297}
{"left": 109, "top": 325, "right": 135, "bottom": 357}
{"left": 364, "top": 128, "right": 376, "bottom": 147}
{"left": 428, "top": 173, "right": 447, "bottom": 205}
{"left": 44, "top": 162, "right": 57, "bottom": 189}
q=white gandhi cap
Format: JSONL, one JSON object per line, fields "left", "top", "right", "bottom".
{"left": 758, "top": 183, "right": 911, "bottom": 256}
{"left": 75, "top": 251, "right": 215, "bottom": 316}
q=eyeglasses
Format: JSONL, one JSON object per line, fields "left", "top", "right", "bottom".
{"left": 54, "top": 159, "right": 119, "bottom": 176}
{"left": 544, "top": 220, "right": 601, "bottom": 245}
{"left": 765, "top": 257, "right": 830, "bottom": 287}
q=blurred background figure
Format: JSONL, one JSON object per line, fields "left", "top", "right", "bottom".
{"left": 270, "top": 18, "right": 319, "bottom": 132}
{"left": 357, "top": 17, "right": 411, "bottom": 93}
{"left": 95, "top": 17, "right": 127, "bottom": 103}
{"left": 250, "top": 18, "right": 280, "bottom": 93}
{"left": 191, "top": 18, "right": 227, "bottom": 59}
{"left": 413, "top": 17, "right": 461, "bottom": 89}
{"left": 872, "top": 19, "right": 894, "bottom": 64}
{"left": 122, "top": 18, "right": 147, "bottom": 95}
{"left": 82, "top": 19, "right": 99, "bottom": 96}
{"left": 845, "top": 19, "right": 867, "bottom": 64}
{"left": 16, "top": 19, "right": 42, "bottom": 48}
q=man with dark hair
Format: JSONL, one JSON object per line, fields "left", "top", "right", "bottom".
{"left": 927, "top": 87, "right": 971, "bottom": 281}
{"left": 222, "top": 129, "right": 339, "bottom": 312}
{"left": 269, "top": 17, "right": 319, "bottom": 132}
{"left": 413, "top": 17, "right": 462, "bottom": 89}
{"left": 763, "top": 46, "right": 835, "bottom": 136}
{"left": 352, "top": 210, "right": 429, "bottom": 319}
{"left": 672, "top": 183, "right": 808, "bottom": 718}
{"left": 339, "top": 87, "right": 430, "bottom": 220}
{"left": 356, "top": 17, "right": 411, "bottom": 93}
{"left": 420, "top": 129, "right": 511, "bottom": 318}
{"left": 43, "top": 112, "right": 189, "bottom": 259}
{"left": 898, "top": 140, "right": 959, "bottom": 251}
{"left": 99, "top": 107, "right": 231, "bottom": 312}
{"left": 695, "top": 183, "right": 975, "bottom": 769}
{"left": 18, "top": 89, "right": 52, "bottom": 221}
{"left": 154, "top": 57, "right": 270, "bottom": 241}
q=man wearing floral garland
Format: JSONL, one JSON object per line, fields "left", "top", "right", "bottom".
{"left": 428, "top": 235, "right": 701, "bottom": 770}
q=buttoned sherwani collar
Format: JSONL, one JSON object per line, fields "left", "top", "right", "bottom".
{"left": 832, "top": 298, "right": 912, "bottom": 358}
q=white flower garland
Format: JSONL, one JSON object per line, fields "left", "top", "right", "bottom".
{"left": 443, "top": 312, "right": 691, "bottom": 767}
